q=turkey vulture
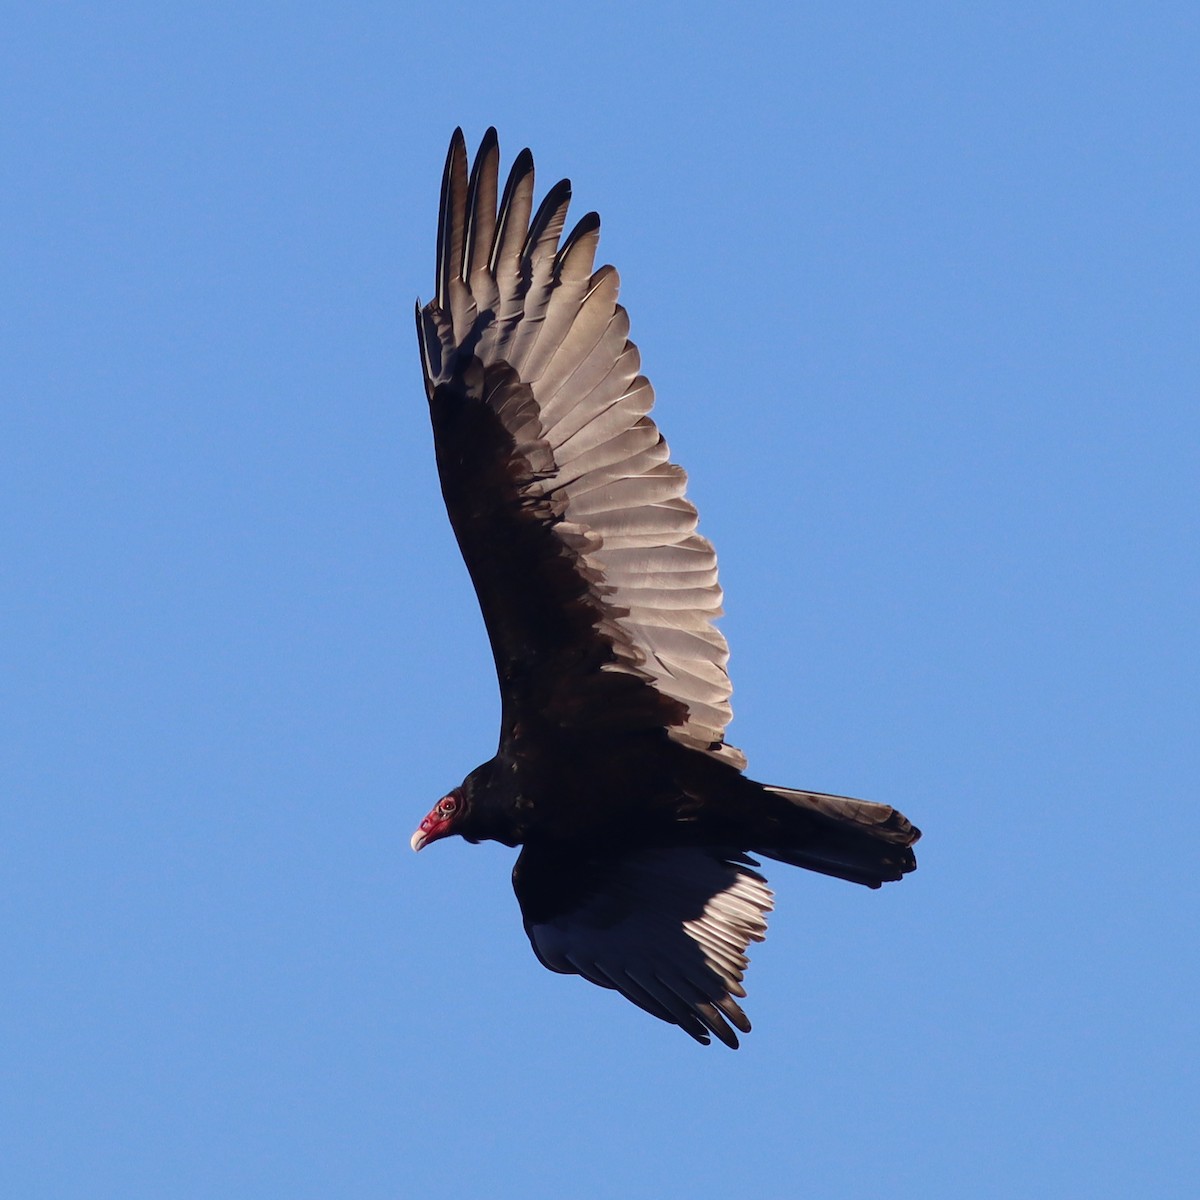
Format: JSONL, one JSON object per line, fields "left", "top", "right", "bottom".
{"left": 412, "top": 128, "right": 920, "bottom": 1048}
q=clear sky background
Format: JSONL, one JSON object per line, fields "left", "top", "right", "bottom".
{"left": 3, "top": 3, "right": 1197, "bottom": 1197}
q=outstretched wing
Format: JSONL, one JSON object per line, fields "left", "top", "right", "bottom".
{"left": 513, "top": 844, "right": 773, "bottom": 1048}
{"left": 417, "top": 128, "right": 744, "bottom": 768}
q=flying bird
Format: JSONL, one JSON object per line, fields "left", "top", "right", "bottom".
{"left": 412, "top": 128, "right": 920, "bottom": 1047}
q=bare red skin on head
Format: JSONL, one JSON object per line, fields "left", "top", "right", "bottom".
{"left": 410, "top": 789, "right": 462, "bottom": 851}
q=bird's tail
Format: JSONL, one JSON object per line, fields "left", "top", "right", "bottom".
{"left": 752, "top": 784, "right": 920, "bottom": 889}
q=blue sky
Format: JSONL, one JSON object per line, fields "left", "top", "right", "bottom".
{"left": 3, "top": 3, "right": 1197, "bottom": 1197}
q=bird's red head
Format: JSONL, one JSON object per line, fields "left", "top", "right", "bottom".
{"left": 410, "top": 788, "right": 463, "bottom": 852}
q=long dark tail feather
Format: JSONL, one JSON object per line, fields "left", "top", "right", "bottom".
{"left": 753, "top": 785, "right": 921, "bottom": 889}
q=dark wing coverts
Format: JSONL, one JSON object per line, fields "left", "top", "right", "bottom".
{"left": 416, "top": 128, "right": 744, "bottom": 768}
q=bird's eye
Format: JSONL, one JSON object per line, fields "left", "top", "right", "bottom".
{"left": 440, "top": 798, "right": 458, "bottom": 815}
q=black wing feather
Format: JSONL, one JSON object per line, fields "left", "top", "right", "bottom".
{"left": 514, "top": 843, "right": 773, "bottom": 1048}
{"left": 416, "top": 130, "right": 744, "bottom": 766}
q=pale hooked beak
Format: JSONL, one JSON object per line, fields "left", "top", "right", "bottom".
{"left": 411, "top": 789, "right": 460, "bottom": 853}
